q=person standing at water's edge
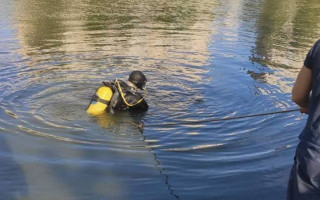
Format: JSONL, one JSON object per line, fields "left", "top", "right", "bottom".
{"left": 288, "top": 39, "right": 320, "bottom": 199}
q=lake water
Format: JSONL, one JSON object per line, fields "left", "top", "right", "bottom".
{"left": 1, "top": 0, "right": 320, "bottom": 199}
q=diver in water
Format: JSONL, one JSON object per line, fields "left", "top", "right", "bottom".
{"left": 105, "top": 71, "right": 148, "bottom": 114}
{"left": 87, "top": 71, "right": 148, "bottom": 116}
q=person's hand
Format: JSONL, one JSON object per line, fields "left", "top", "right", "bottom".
{"left": 300, "top": 107, "right": 309, "bottom": 114}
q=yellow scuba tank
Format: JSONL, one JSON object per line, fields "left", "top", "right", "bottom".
{"left": 87, "top": 86, "right": 113, "bottom": 116}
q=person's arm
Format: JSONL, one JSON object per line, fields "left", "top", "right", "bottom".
{"left": 136, "top": 99, "right": 148, "bottom": 111}
{"left": 126, "top": 91, "right": 148, "bottom": 111}
{"left": 292, "top": 66, "right": 312, "bottom": 113}
{"left": 108, "top": 90, "right": 121, "bottom": 114}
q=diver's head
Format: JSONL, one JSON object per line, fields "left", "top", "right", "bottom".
{"left": 128, "top": 71, "right": 147, "bottom": 90}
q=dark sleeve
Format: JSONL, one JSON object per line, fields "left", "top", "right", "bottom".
{"left": 109, "top": 90, "right": 122, "bottom": 109}
{"left": 304, "top": 39, "right": 320, "bottom": 69}
{"left": 126, "top": 92, "right": 148, "bottom": 111}
{"left": 133, "top": 99, "right": 148, "bottom": 111}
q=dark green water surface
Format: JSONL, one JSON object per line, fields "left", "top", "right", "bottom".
{"left": 1, "top": 0, "right": 320, "bottom": 199}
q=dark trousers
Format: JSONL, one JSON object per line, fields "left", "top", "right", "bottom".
{"left": 287, "top": 142, "right": 320, "bottom": 200}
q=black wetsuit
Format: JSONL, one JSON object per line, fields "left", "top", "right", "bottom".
{"left": 104, "top": 79, "right": 148, "bottom": 114}
{"left": 287, "top": 39, "right": 320, "bottom": 199}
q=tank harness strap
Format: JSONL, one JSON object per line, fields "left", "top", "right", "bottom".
{"left": 115, "top": 79, "right": 144, "bottom": 107}
{"left": 92, "top": 94, "right": 110, "bottom": 105}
